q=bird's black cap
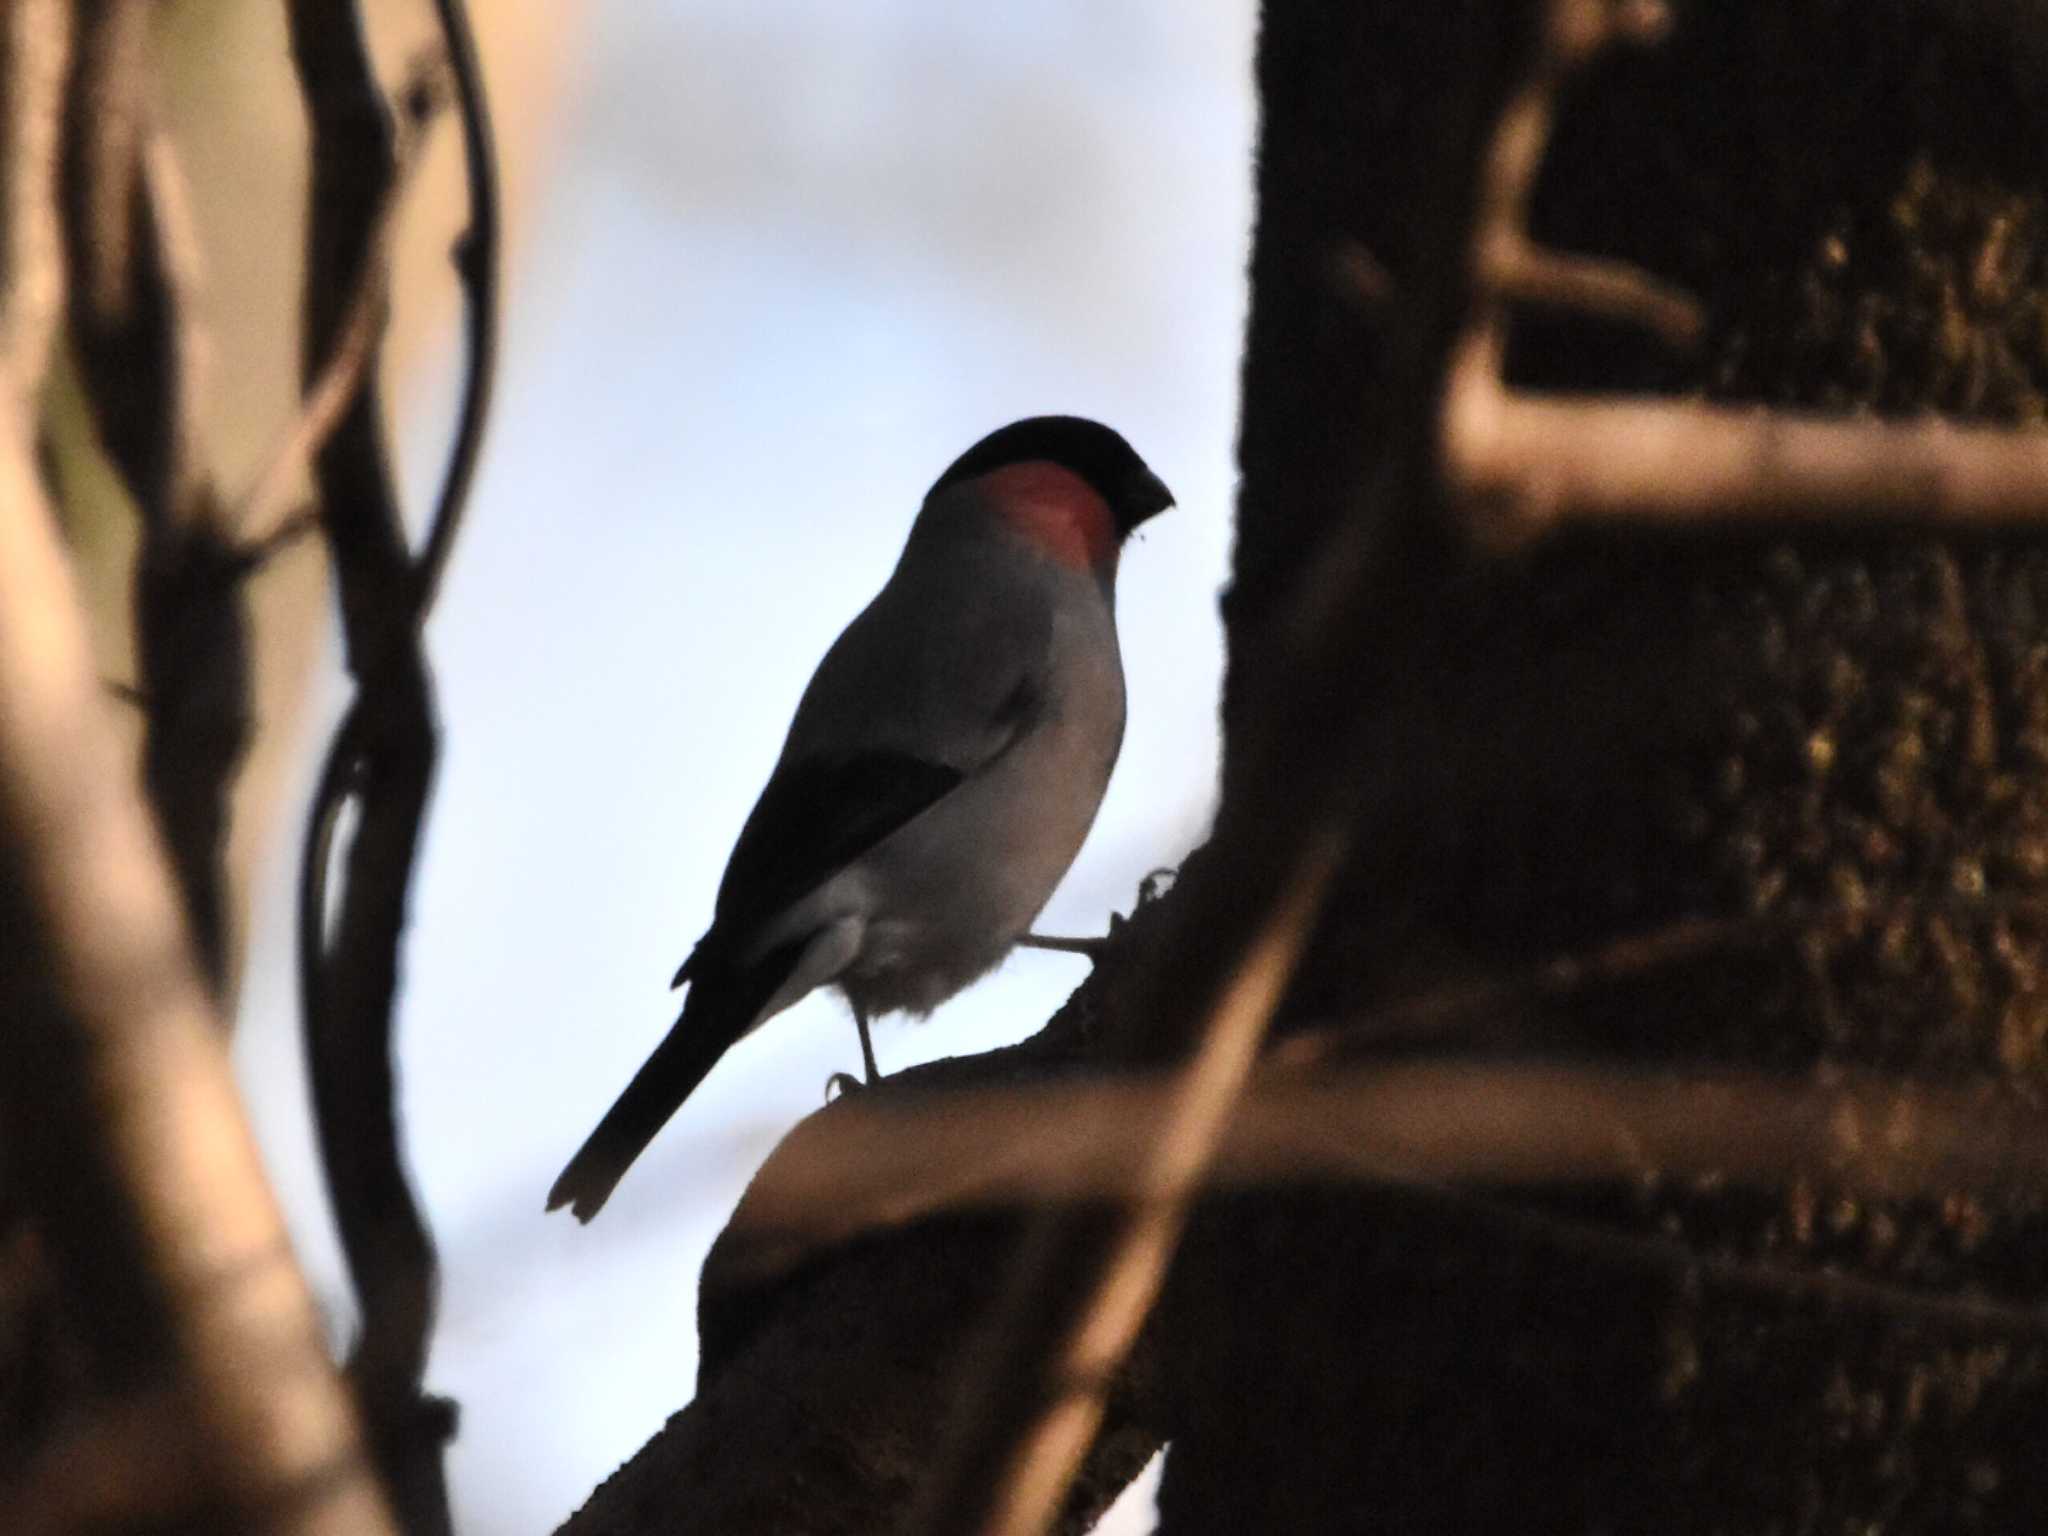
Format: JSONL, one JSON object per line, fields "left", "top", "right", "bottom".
{"left": 928, "top": 415, "right": 1174, "bottom": 537}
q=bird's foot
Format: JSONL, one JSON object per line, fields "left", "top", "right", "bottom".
{"left": 824, "top": 1071, "right": 866, "bottom": 1103}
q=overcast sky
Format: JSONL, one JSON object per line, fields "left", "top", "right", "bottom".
{"left": 235, "top": 2, "right": 1256, "bottom": 1528}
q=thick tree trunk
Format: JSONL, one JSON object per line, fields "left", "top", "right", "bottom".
{"left": 1158, "top": 1, "right": 2048, "bottom": 1531}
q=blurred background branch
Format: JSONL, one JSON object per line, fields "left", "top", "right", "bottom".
{"left": 288, "top": 3, "right": 497, "bottom": 1530}
{"left": 1, "top": 0, "right": 532, "bottom": 1528}
{"left": 0, "top": 6, "right": 389, "bottom": 1515}
{"left": 0, "top": 385, "right": 395, "bottom": 1536}
{"left": 64, "top": 0, "right": 251, "bottom": 998}
{"left": 722, "top": 1054, "right": 2048, "bottom": 1301}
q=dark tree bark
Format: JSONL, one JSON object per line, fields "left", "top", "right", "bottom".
{"left": 1156, "top": 1, "right": 2048, "bottom": 1531}
{"left": 562, "top": 1012, "right": 1173, "bottom": 1536}
{"left": 562, "top": 2, "right": 2048, "bottom": 1531}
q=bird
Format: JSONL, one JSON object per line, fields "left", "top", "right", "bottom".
{"left": 547, "top": 416, "right": 1174, "bottom": 1221}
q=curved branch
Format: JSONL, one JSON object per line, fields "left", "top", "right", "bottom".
{"left": 415, "top": 0, "right": 499, "bottom": 615}
{"left": 285, "top": 8, "right": 493, "bottom": 1533}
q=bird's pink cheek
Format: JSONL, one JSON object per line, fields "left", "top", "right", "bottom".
{"left": 980, "top": 463, "right": 1117, "bottom": 570}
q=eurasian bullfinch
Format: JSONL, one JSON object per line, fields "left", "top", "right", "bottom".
{"left": 548, "top": 416, "right": 1172, "bottom": 1220}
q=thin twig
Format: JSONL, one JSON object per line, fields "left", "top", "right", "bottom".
{"left": 0, "top": 383, "right": 395, "bottom": 1533}
{"left": 1333, "top": 233, "right": 1704, "bottom": 352}
{"left": 910, "top": 840, "right": 1343, "bottom": 1536}
{"left": 415, "top": 0, "right": 499, "bottom": 614}
{"left": 1277, "top": 912, "right": 1742, "bottom": 1060}
{"left": 236, "top": 53, "right": 446, "bottom": 548}
{"left": 1266, "top": 888, "right": 2048, "bottom": 1060}
{"left": 1483, "top": 236, "right": 1703, "bottom": 350}
{"left": 1459, "top": 0, "right": 1674, "bottom": 359}
{"left": 1440, "top": 0, "right": 1687, "bottom": 551}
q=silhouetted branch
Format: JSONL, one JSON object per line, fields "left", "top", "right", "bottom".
{"left": 284, "top": 10, "right": 487, "bottom": 1536}
{"left": 286, "top": 6, "right": 495, "bottom": 1532}
{"left": 416, "top": 0, "right": 500, "bottom": 614}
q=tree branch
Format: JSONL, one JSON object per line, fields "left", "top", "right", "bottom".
{"left": 235, "top": 52, "right": 446, "bottom": 550}
{"left": 0, "top": 382, "right": 393, "bottom": 1534}
{"left": 1440, "top": 0, "right": 2048, "bottom": 552}
{"left": 1481, "top": 237, "right": 1703, "bottom": 351}
{"left": 285, "top": 6, "right": 496, "bottom": 1530}
{"left": 1447, "top": 388, "right": 2048, "bottom": 547}
{"left": 724, "top": 1053, "right": 2048, "bottom": 1303}
{"left": 415, "top": 0, "right": 499, "bottom": 614}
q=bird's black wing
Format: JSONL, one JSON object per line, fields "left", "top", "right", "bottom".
{"left": 671, "top": 749, "right": 964, "bottom": 986}
{"left": 560, "top": 750, "right": 970, "bottom": 1217}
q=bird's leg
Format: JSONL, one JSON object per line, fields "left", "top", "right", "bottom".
{"left": 824, "top": 1005, "right": 882, "bottom": 1102}
{"left": 853, "top": 1001, "right": 881, "bottom": 1085}
{"left": 1022, "top": 901, "right": 1143, "bottom": 964}
{"left": 1017, "top": 932, "right": 1110, "bottom": 961}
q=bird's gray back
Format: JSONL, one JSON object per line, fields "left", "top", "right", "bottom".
{"left": 782, "top": 516, "right": 1066, "bottom": 767}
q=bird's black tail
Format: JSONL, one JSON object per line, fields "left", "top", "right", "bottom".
{"left": 547, "top": 946, "right": 800, "bottom": 1222}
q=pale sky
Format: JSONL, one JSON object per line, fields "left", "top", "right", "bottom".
{"left": 235, "top": 2, "right": 1256, "bottom": 1528}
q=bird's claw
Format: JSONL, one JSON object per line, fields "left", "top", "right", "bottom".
{"left": 824, "top": 1071, "right": 866, "bottom": 1103}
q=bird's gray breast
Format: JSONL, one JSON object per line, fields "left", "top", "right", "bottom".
{"left": 790, "top": 544, "right": 1126, "bottom": 1019}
